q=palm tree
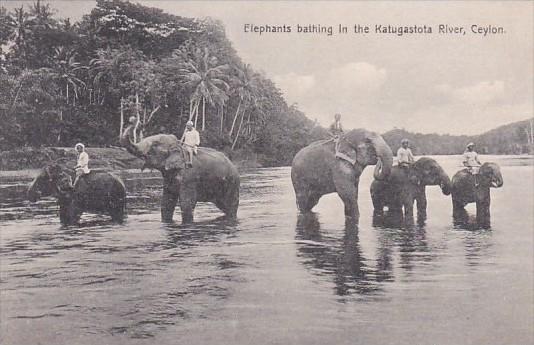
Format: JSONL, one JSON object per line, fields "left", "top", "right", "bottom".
{"left": 49, "top": 47, "right": 86, "bottom": 105}
{"left": 89, "top": 48, "right": 127, "bottom": 105}
{"left": 8, "top": 6, "right": 33, "bottom": 65}
{"left": 228, "top": 63, "right": 260, "bottom": 137}
{"left": 229, "top": 63, "right": 260, "bottom": 148}
{"left": 178, "top": 46, "right": 229, "bottom": 131}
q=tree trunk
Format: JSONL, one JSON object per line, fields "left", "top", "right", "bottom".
{"left": 201, "top": 97, "right": 206, "bottom": 131}
{"left": 134, "top": 93, "right": 140, "bottom": 143}
{"left": 194, "top": 100, "right": 199, "bottom": 128}
{"left": 219, "top": 105, "right": 224, "bottom": 134}
{"left": 232, "top": 110, "right": 246, "bottom": 150}
{"left": 57, "top": 109, "right": 63, "bottom": 144}
{"left": 66, "top": 84, "right": 69, "bottom": 104}
{"left": 119, "top": 98, "right": 124, "bottom": 140}
{"left": 229, "top": 99, "right": 242, "bottom": 137}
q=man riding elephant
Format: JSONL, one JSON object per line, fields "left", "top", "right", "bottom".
{"left": 291, "top": 129, "right": 393, "bottom": 220}
{"left": 120, "top": 123, "right": 239, "bottom": 223}
{"left": 371, "top": 157, "right": 451, "bottom": 220}
{"left": 27, "top": 164, "right": 126, "bottom": 225}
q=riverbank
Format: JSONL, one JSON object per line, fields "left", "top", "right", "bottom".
{"left": 0, "top": 146, "right": 262, "bottom": 171}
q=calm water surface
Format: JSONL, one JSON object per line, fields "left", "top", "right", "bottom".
{"left": 1, "top": 155, "right": 532, "bottom": 345}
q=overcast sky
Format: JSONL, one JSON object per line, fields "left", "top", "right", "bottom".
{"left": 3, "top": 1, "right": 532, "bottom": 135}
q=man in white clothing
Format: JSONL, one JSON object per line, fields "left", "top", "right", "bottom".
{"left": 182, "top": 121, "right": 200, "bottom": 167}
{"left": 74, "top": 143, "right": 90, "bottom": 186}
{"left": 397, "top": 138, "right": 415, "bottom": 168}
{"left": 463, "top": 142, "right": 482, "bottom": 185}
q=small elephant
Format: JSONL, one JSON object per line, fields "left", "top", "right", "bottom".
{"left": 291, "top": 129, "right": 393, "bottom": 219}
{"left": 370, "top": 157, "right": 451, "bottom": 219}
{"left": 120, "top": 124, "right": 239, "bottom": 223}
{"left": 451, "top": 162, "right": 503, "bottom": 227}
{"left": 27, "top": 164, "right": 126, "bottom": 225}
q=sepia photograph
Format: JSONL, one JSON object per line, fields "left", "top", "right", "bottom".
{"left": 0, "top": 1, "right": 532, "bottom": 344}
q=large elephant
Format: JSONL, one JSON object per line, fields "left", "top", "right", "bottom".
{"left": 27, "top": 164, "right": 126, "bottom": 225}
{"left": 120, "top": 124, "right": 239, "bottom": 223}
{"left": 370, "top": 157, "right": 451, "bottom": 219}
{"left": 291, "top": 129, "right": 393, "bottom": 219}
{"left": 451, "top": 162, "right": 503, "bottom": 227}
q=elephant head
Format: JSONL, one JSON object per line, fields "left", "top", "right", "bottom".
{"left": 27, "top": 164, "right": 73, "bottom": 202}
{"left": 411, "top": 157, "right": 452, "bottom": 195}
{"left": 120, "top": 124, "right": 187, "bottom": 173}
{"left": 336, "top": 129, "right": 393, "bottom": 180}
{"left": 479, "top": 162, "right": 503, "bottom": 188}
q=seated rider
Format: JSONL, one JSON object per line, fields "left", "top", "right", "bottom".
{"left": 397, "top": 138, "right": 415, "bottom": 169}
{"left": 463, "top": 142, "right": 481, "bottom": 184}
{"left": 181, "top": 121, "right": 200, "bottom": 168}
{"left": 329, "top": 113, "right": 344, "bottom": 137}
{"left": 74, "top": 143, "right": 90, "bottom": 186}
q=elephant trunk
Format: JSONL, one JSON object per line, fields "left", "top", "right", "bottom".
{"left": 440, "top": 172, "right": 452, "bottom": 195}
{"left": 27, "top": 179, "right": 40, "bottom": 202}
{"left": 120, "top": 124, "right": 144, "bottom": 158}
{"left": 491, "top": 174, "right": 504, "bottom": 188}
{"left": 370, "top": 134, "right": 393, "bottom": 180}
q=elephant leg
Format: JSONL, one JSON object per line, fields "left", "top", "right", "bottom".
{"left": 337, "top": 186, "right": 359, "bottom": 219}
{"left": 296, "top": 188, "right": 321, "bottom": 213}
{"left": 217, "top": 183, "right": 239, "bottom": 219}
{"left": 452, "top": 198, "right": 468, "bottom": 225}
{"left": 403, "top": 197, "right": 414, "bottom": 220}
{"left": 59, "top": 204, "right": 70, "bottom": 225}
{"left": 415, "top": 190, "right": 427, "bottom": 219}
{"left": 333, "top": 161, "right": 360, "bottom": 219}
{"left": 110, "top": 200, "right": 125, "bottom": 223}
{"left": 370, "top": 182, "right": 385, "bottom": 215}
{"left": 178, "top": 187, "right": 197, "bottom": 224}
{"left": 161, "top": 187, "right": 178, "bottom": 223}
{"left": 179, "top": 199, "right": 196, "bottom": 224}
{"left": 476, "top": 202, "right": 491, "bottom": 228}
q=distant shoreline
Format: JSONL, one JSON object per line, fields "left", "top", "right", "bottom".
{"left": 1, "top": 146, "right": 531, "bottom": 172}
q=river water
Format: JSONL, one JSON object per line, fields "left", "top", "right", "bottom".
{"left": 1, "top": 155, "right": 532, "bottom": 345}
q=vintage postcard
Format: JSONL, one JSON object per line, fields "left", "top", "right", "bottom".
{"left": 0, "top": 1, "right": 532, "bottom": 344}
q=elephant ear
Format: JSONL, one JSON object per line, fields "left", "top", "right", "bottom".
{"left": 45, "top": 164, "right": 62, "bottom": 180}
{"left": 335, "top": 139, "right": 358, "bottom": 165}
{"left": 165, "top": 149, "right": 186, "bottom": 171}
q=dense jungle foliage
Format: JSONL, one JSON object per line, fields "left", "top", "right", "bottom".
{"left": 0, "top": 0, "right": 531, "bottom": 169}
{"left": 0, "top": 0, "right": 327, "bottom": 166}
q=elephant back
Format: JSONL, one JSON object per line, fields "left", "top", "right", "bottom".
{"left": 76, "top": 171, "right": 126, "bottom": 197}
{"left": 451, "top": 169, "right": 475, "bottom": 194}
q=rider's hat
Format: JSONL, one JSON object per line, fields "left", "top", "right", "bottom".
{"left": 75, "top": 143, "right": 85, "bottom": 150}
{"left": 466, "top": 142, "right": 475, "bottom": 148}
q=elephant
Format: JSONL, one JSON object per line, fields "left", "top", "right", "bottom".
{"left": 120, "top": 124, "right": 239, "bottom": 223}
{"left": 291, "top": 129, "right": 393, "bottom": 219}
{"left": 370, "top": 157, "right": 451, "bottom": 219}
{"left": 451, "top": 162, "right": 503, "bottom": 227}
{"left": 27, "top": 164, "right": 126, "bottom": 225}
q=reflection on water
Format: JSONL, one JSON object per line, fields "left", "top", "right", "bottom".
{"left": 0, "top": 156, "right": 533, "bottom": 345}
{"left": 296, "top": 214, "right": 381, "bottom": 299}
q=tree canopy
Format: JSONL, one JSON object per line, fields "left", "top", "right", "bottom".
{"left": 0, "top": 0, "right": 325, "bottom": 166}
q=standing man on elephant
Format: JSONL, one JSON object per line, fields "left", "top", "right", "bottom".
{"left": 181, "top": 121, "right": 200, "bottom": 168}
{"left": 74, "top": 143, "right": 90, "bottom": 186}
{"left": 397, "top": 139, "right": 415, "bottom": 168}
{"left": 329, "top": 113, "right": 344, "bottom": 137}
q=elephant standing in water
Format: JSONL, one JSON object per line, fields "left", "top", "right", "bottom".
{"left": 27, "top": 164, "right": 126, "bottom": 225}
{"left": 370, "top": 157, "right": 451, "bottom": 219}
{"left": 451, "top": 162, "right": 503, "bottom": 227}
{"left": 291, "top": 129, "right": 393, "bottom": 219}
{"left": 120, "top": 124, "right": 239, "bottom": 223}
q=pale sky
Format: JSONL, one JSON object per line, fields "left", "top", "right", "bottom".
{"left": 3, "top": 1, "right": 533, "bottom": 135}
